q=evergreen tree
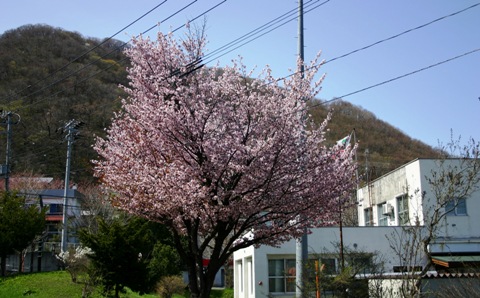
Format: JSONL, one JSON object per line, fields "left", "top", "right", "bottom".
{"left": 0, "top": 192, "right": 46, "bottom": 276}
{"left": 79, "top": 215, "right": 178, "bottom": 297}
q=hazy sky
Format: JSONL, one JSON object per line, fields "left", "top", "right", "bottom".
{"left": 1, "top": 0, "right": 479, "bottom": 150}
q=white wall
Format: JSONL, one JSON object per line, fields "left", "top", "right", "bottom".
{"left": 234, "top": 226, "right": 413, "bottom": 298}
{"left": 357, "top": 159, "right": 480, "bottom": 235}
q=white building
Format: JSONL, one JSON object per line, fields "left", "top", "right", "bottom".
{"left": 357, "top": 158, "right": 480, "bottom": 253}
{"left": 233, "top": 158, "right": 480, "bottom": 297}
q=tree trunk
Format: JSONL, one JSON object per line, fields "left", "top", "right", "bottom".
{"left": 187, "top": 262, "right": 217, "bottom": 298}
{"left": 0, "top": 254, "right": 6, "bottom": 276}
{"left": 115, "top": 284, "right": 120, "bottom": 298}
{"left": 19, "top": 251, "right": 24, "bottom": 273}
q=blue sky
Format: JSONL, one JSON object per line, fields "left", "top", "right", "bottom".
{"left": 1, "top": 0, "right": 479, "bottom": 149}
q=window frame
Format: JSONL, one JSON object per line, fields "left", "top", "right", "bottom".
{"left": 377, "top": 203, "right": 388, "bottom": 226}
{"left": 364, "top": 207, "right": 373, "bottom": 226}
{"left": 268, "top": 258, "right": 296, "bottom": 294}
{"left": 445, "top": 197, "right": 467, "bottom": 216}
{"left": 397, "top": 194, "right": 409, "bottom": 226}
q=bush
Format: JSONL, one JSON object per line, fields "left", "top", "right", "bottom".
{"left": 156, "top": 275, "right": 186, "bottom": 298}
{"left": 55, "top": 246, "right": 92, "bottom": 283}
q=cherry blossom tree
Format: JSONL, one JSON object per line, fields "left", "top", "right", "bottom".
{"left": 94, "top": 28, "right": 356, "bottom": 298}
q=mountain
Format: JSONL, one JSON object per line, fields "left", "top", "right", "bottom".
{"left": 0, "top": 24, "right": 129, "bottom": 182}
{"left": 0, "top": 24, "right": 440, "bottom": 184}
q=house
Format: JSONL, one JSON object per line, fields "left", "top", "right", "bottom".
{"left": 233, "top": 158, "right": 480, "bottom": 297}
{"left": 37, "top": 188, "right": 84, "bottom": 252}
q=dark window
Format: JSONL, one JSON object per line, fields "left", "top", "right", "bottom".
{"left": 48, "top": 204, "right": 63, "bottom": 214}
{"left": 320, "top": 258, "right": 337, "bottom": 274}
{"left": 397, "top": 194, "right": 409, "bottom": 225}
{"left": 446, "top": 198, "right": 467, "bottom": 216}
{"left": 364, "top": 208, "right": 373, "bottom": 226}
{"left": 268, "top": 259, "right": 296, "bottom": 293}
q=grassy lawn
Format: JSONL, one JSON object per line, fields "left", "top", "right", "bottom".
{"left": 0, "top": 271, "right": 233, "bottom": 298}
{"left": 0, "top": 271, "right": 156, "bottom": 298}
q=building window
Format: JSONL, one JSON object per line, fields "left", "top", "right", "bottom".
{"left": 320, "top": 258, "right": 337, "bottom": 274}
{"left": 397, "top": 194, "right": 409, "bottom": 225}
{"left": 236, "top": 261, "right": 243, "bottom": 294}
{"left": 346, "top": 254, "right": 374, "bottom": 274}
{"left": 377, "top": 204, "right": 388, "bottom": 226}
{"left": 446, "top": 198, "right": 467, "bottom": 216}
{"left": 393, "top": 265, "right": 422, "bottom": 272}
{"left": 364, "top": 208, "right": 373, "bottom": 226}
{"left": 48, "top": 204, "right": 63, "bottom": 214}
{"left": 268, "top": 259, "right": 296, "bottom": 293}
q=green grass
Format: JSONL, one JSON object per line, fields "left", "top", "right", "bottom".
{"left": 171, "top": 288, "right": 233, "bottom": 298}
{"left": 0, "top": 271, "right": 233, "bottom": 298}
{"left": 0, "top": 271, "right": 157, "bottom": 298}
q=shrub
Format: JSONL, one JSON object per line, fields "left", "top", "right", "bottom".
{"left": 55, "top": 246, "right": 92, "bottom": 283}
{"left": 156, "top": 275, "right": 186, "bottom": 298}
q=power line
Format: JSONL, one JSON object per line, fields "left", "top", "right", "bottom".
{"left": 15, "top": 1, "right": 479, "bottom": 128}
{"left": 201, "top": 0, "right": 329, "bottom": 65}
{"left": 274, "top": 2, "right": 480, "bottom": 84}
{"left": 160, "top": 0, "right": 480, "bottom": 98}
{"left": 323, "top": 2, "right": 480, "bottom": 65}
{"left": 317, "top": 48, "right": 480, "bottom": 107}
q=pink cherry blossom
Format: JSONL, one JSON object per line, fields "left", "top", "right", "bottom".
{"left": 93, "top": 29, "right": 356, "bottom": 298}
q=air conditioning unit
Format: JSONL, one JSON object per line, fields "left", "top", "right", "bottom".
{"left": 382, "top": 204, "right": 393, "bottom": 215}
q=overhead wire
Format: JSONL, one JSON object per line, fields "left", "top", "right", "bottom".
{"left": 6, "top": 0, "right": 480, "bottom": 112}
{"left": 271, "top": 1, "right": 480, "bottom": 85}
{"left": 201, "top": 0, "right": 329, "bottom": 65}
{"left": 323, "top": 2, "right": 480, "bottom": 65}
{"left": 13, "top": 0, "right": 477, "bottom": 113}
{"left": 315, "top": 47, "right": 480, "bottom": 107}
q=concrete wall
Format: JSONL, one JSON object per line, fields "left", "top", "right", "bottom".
{"left": 357, "top": 159, "right": 480, "bottom": 238}
{"left": 234, "top": 226, "right": 415, "bottom": 298}
{"left": 5, "top": 252, "right": 61, "bottom": 274}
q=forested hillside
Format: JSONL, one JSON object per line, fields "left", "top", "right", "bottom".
{"left": 309, "top": 100, "right": 441, "bottom": 182}
{"left": 0, "top": 24, "right": 128, "bottom": 183}
{"left": 0, "top": 24, "right": 440, "bottom": 184}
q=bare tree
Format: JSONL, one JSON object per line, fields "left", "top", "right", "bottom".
{"left": 387, "top": 137, "right": 480, "bottom": 297}
{"left": 72, "top": 183, "right": 117, "bottom": 234}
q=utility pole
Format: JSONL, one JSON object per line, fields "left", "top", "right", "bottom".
{"left": 296, "top": 1, "right": 308, "bottom": 297}
{"left": 0, "top": 111, "right": 20, "bottom": 192}
{"left": 61, "top": 119, "right": 83, "bottom": 253}
{"left": 37, "top": 195, "right": 44, "bottom": 272}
